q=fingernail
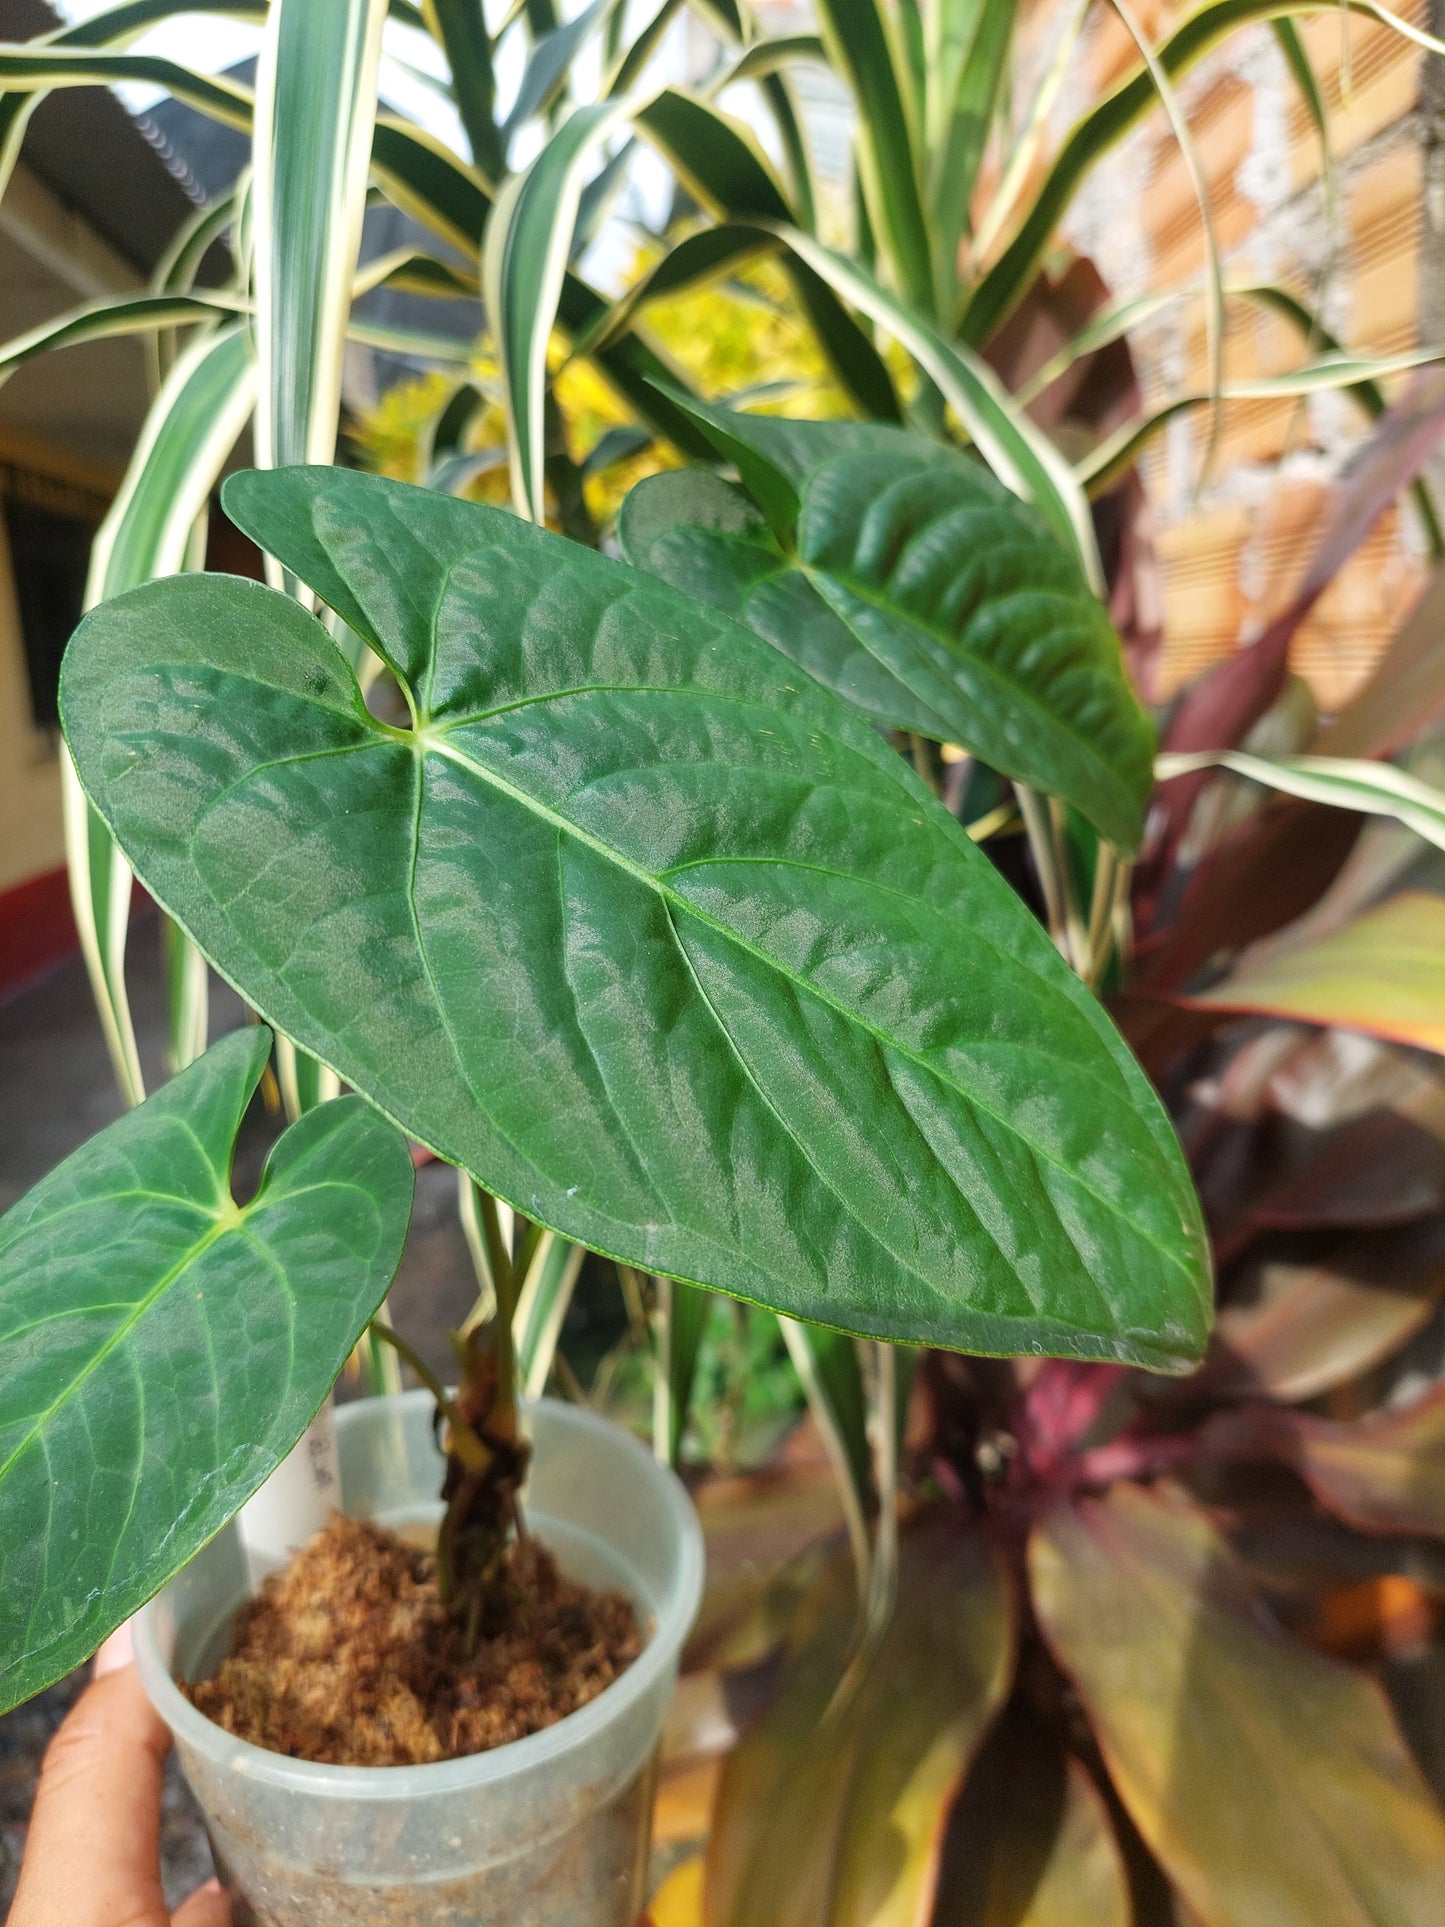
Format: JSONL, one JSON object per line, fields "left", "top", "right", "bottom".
{"left": 94, "top": 1622, "right": 136, "bottom": 1676}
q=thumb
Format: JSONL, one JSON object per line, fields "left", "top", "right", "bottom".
{"left": 9, "top": 1663, "right": 171, "bottom": 1927}
{"left": 173, "top": 1877, "right": 233, "bottom": 1927}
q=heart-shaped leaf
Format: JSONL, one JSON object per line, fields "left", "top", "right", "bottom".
{"left": 62, "top": 465, "right": 1208, "bottom": 1368}
{"left": 619, "top": 400, "right": 1154, "bottom": 850}
{"left": 0, "top": 1028, "right": 413, "bottom": 1712}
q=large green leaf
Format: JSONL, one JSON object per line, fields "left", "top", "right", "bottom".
{"left": 1031, "top": 1482, "right": 1445, "bottom": 1926}
{"left": 62, "top": 465, "right": 1209, "bottom": 1367}
{"left": 619, "top": 410, "right": 1154, "bottom": 851}
{"left": 758, "top": 224, "right": 1103, "bottom": 586}
{"left": 0, "top": 1028, "right": 414, "bottom": 1713}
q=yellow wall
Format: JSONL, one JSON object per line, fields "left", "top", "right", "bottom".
{"left": 0, "top": 434, "right": 114, "bottom": 897}
{"left": 0, "top": 521, "right": 65, "bottom": 896}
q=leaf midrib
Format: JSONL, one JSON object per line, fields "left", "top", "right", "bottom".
{"left": 422, "top": 734, "right": 1190, "bottom": 1280}
{"left": 0, "top": 1205, "right": 232, "bottom": 1489}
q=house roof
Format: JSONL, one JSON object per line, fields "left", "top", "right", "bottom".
{"left": 0, "top": 0, "right": 201, "bottom": 277}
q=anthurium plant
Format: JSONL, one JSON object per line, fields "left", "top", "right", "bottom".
{"left": 0, "top": 443, "right": 1207, "bottom": 1713}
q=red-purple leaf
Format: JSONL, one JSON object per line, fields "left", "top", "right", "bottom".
{"left": 1131, "top": 798, "right": 1363, "bottom": 995}
{"left": 1138, "top": 367, "right": 1445, "bottom": 929}
{"left": 1315, "top": 565, "right": 1445, "bottom": 762}
{"left": 705, "top": 1520, "right": 1015, "bottom": 1927}
{"left": 1182, "top": 895, "right": 1445, "bottom": 1056}
{"left": 1031, "top": 1481, "right": 1445, "bottom": 1925}
{"left": 1233, "top": 1387, "right": 1445, "bottom": 1539}
{"left": 1207, "top": 1219, "right": 1445, "bottom": 1402}
{"left": 936, "top": 1702, "right": 1131, "bottom": 1927}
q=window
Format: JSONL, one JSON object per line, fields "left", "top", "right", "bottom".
{"left": 2, "top": 467, "right": 107, "bottom": 733}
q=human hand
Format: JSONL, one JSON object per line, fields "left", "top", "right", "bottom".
{"left": 9, "top": 1628, "right": 230, "bottom": 1927}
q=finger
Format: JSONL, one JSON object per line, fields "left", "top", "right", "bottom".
{"left": 8, "top": 1663, "right": 171, "bottom": 1927}
{"left": 173, "top": 1877, "right": 233, "bottom": 1927}
{"left": 95, "top": 1619, "right": 136, "bottom": 1676}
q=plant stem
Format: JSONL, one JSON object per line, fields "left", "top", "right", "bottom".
{"left": 865, "top": 1341, "right": 899, "bottom": 1641}
{"left": 356, "top": 1313, "right": 403, "bottom": 1397}
{"left": 908, "top": 732, "right": 941, "bottom": 798}
{"left": 652, "top": 1274, "right": 674, "bottom": 1468}
{"left": 823, "top": 1341, "right": 900, "bottom": 1727}
{"left": 477, "top": 1188, "right": 520, "bottom": 1434}
{"left": 780, "top": 1319, "right": 873, "bottom": 1601}
{"left": 456, "top": 1167, "right": 498, "bottom": 1334}
{"left": 1016, "top": 784, "right": 1074, "bottom": 964}
{"left": 368, "top": 1321, "right": 491, "bottom": 1474}
{"left": 1083, "top": 844, "right": 1131, "bottom": 989}
{"left": 1048, "top": 797, "right": 1090, "bottom": 967}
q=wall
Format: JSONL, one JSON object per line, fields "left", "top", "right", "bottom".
{"left": 0, "top": 164, "right": 140, "bottom": 967}
{"left": 0, "top": 509, "right": 62, "bottom": 897}
{"left": 0, "top": 434, "right": 116, "bottom": 993}
{"left": 1058, "top": 0, "right": 1436, "bottom": 706}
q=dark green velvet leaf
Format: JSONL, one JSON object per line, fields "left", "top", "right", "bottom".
{"left": 62, "top": 465, "right": 1208, "bottom": 1371}
{"left": 620, "top": 401, "right": 1154, "bottom": 850}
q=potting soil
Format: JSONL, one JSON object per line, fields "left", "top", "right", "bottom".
{"left": 185, "top": 1513, "right": 643, "bottom": 1766}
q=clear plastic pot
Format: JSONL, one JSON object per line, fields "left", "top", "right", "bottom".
{"left": 134, "top": 1392, "right": 705, "bottom": 1927}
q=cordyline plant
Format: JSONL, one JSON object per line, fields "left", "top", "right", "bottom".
{"left": 641, "top": 376, "right": 1445, "bottom": 1922}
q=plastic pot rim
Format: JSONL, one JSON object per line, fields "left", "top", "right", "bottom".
{"left": 133, "top": 1390, "right": 705, "bottom": 1801}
